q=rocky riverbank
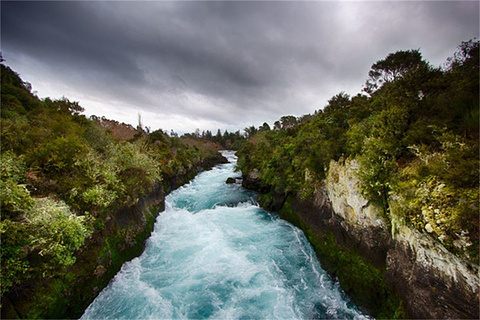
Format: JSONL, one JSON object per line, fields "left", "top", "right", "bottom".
{"left": 242, "top": 158, "right": 479, "bottom": 319}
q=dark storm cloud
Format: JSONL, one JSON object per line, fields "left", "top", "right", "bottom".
{"left": 2, "top": 1, "right": 478, "bottom": 132}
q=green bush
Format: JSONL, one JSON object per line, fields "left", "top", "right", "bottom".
{"left": 26, "top": 198, "right": 92, "bottom": 268}
{"left": 0, "top": 219, "right": 31, "bottom": 297}
{"left": 0, "top": 151, "right": 33, "bottom": 217}
{"left": 82, "top": 185, "right": 118, "bottom": 209}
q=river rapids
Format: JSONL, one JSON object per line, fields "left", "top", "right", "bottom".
{"left": 81, "top": 151, "right": 367, "bottom": 319}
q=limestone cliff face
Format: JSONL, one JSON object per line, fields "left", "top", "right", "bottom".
{"left": 325, "top": 159, "right": 479, "bottom": 319}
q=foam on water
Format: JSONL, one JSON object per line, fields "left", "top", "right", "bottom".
{"left": 81, "top": 151, "right": 368, "bottom": 319}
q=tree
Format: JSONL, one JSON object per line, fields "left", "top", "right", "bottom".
{"left": 44, "top": 97, "right": 85, "bottom": 116}
{"left": 365, "top": 49, "right": 426, "bottom": 93}
{"left": 445, "top": 38, "right": 479, "bottom": 71}
{"left": 215, "top": 129, "right": 222, "bottom": 142}
{"left": 259, "top": 122, "right": 271, "bottom": 131}
{"left": 244, "top": 126, "right": 258, "bottom": 138}
{"left": 323, "top": 92, "right": 351, "bottom": 129}
{"left": 280, "top": 115, "right": 297, "bottom": 129}
{"left": 274, "top": 121, "right": 281, "bottom": 130}
{"left": 324, "top": 92, "right": 350, "bottom": 113}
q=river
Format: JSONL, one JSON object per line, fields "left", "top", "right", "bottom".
{"left": 81, "top": 151, "right": 367, "bottom": 319}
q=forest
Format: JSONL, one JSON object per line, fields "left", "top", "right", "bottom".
{"left": 237, "top": 39, "right": 479, "bottom": 262}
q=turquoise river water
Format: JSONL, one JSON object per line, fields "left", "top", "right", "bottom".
{"left": 81, "top": 151, "right": 368, "bottom": 319}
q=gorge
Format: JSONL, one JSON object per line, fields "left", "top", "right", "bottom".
{"left": 1, "top": 37, "right": 478, "bottom": 319}
{"left": 81, "top": 151, "right": 367, "bottom": 319}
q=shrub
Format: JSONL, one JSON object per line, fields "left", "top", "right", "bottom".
{"left": 26, "top": 198, "right": 92, "bottom": 268}
{"left": 0, "top": 152, "right": 33, "bottom": 217}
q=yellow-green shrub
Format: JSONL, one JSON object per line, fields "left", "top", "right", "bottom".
{"left": 26, "top": 198, "right": 92, "bottom": 268}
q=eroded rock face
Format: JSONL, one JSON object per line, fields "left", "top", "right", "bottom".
{"left": 325, "top": 159, "right": 479, "bottom": 319}
{"left": 326, "top": 160, "right": 392, "bottom": 267}
{"left": 386, "top": 226, "right": 479, "bottom": 319}
{"left": 242, "top": 168, "right": 264, "bottom": 191}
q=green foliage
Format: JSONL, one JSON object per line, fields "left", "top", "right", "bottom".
{"left": 0, "top": 219, "right": 31, "bottom": 297}
{"left": 82, "top": 184, "right": 118, "bottom": 209}
{"left": 393, "top": 132, "right": 479, "bottom": 260}
{"left": 44, "top": 97, "right": 84, "bottom": 116}
{"left": 106, "top": 141, "right": 161, "bottom": 205}
{"left": 34, "top": 135, "right": 90, "bottom": 175}
{"left": 0, "top": 152, "right": 34, "bottom": 217}
{"left": 26, "top": 198, "right": 92, "bottom": 268}
{"left": 1, "top": 196, "right": 92, "bottom": 297}
{"left": 306, "top": 229, "right": 406, "bottom": 319}
{"left": 357, "top": 137, "right": 398, "bottom": 215}
{"left": 1, "top": 179, "right": 33, "bottom": 216}
{"left": 365, "top": 49, "right": 426, "bottom": 93}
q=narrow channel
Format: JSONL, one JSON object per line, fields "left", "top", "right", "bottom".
{"left": 81, "top": 151, "right": 367, "bottom": 319}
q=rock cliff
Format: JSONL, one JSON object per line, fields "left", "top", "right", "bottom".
{"left": 327, "top": 159, "right": 479, "bottom": 319}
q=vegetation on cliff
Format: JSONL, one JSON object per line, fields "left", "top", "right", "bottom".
{"left": 237, "top": 39, "right": 479, "bottom": 263}
{"left": 0, "top": 62, "right": 222, "bottom": 306}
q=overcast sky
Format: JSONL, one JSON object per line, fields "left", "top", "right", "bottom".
{"left": 2, "top": 1, "right": 478, "bottom": 134}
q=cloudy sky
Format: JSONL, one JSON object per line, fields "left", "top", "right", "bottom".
{"left": 2, "top": 1, "right": 478, "bottom": 134}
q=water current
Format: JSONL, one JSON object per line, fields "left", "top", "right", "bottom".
{"left": 81, "top": 151, "right": 368, "bottom": 319}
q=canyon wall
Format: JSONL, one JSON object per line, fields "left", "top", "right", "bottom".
{"left": 244, "top": 158, "right": 479, "bottom": 319}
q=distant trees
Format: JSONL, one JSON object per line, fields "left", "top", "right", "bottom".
{"left": 244, "top": 126, "right": 258, "bottom": 139}
{"left": 259, "top": 122, "right": 271, "bottom": 131}
{"left": 280, "top": 115, "right": 298, "bottom": 129}
{"left": 181, "top": 128, "right": 246, "bottom": 149}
